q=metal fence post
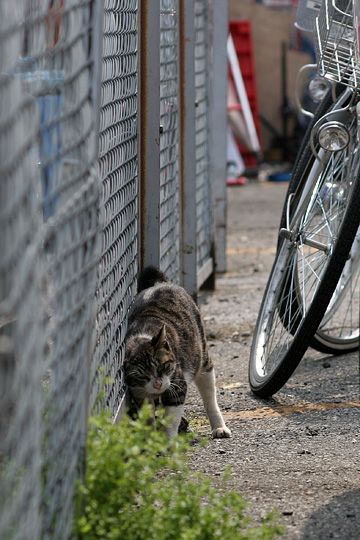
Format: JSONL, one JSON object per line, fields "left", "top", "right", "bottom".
{"left": 83, "top": 0, "right": 104, "bottom": 432}
{"left": 91, "top": 0, "right": 105, "bottom": 163}
{"left": 210, "top": 0, "right": 229, "bottom": 273}
{"left": 179, "top": 0, "right": 197, "bottom": 296}
{"left": 140, "top": 1, "right": 161, "bottom": 270}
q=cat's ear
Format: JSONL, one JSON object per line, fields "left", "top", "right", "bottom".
{"left": 151, "top": 325, "right": 169, "bottom": 351}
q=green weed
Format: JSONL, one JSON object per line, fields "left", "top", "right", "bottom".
{"left": 74, "top": 405, "right": 283, "bottom": 540}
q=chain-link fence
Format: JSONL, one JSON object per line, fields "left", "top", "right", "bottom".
{"left": 0, "top": 1, "right": 228, "bottom": 538}
{"left": 0, "top": 1, "right": 100, "bottom": 538}
{"left": 195, "top": 0, "right": 214, "bottom": 283}
{"left": 159, "top": 0, "right": 180, "bottom": 283}
{"left": 91, "top": 0, "right": 139, "bottom": 415}
{"left": 0, "top": 5, "right": 44, "bottom": 537}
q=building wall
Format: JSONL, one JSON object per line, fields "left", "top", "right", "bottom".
{"left": 230, "top": 0, "right": 311, "bottom": 154}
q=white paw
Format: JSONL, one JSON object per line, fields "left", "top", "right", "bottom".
{"left": 212, "top": 426, "right": 231, "bottom": 439}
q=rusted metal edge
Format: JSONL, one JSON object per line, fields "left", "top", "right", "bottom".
{"left": 139, "top": 1, "right": 161, "bottom": 270}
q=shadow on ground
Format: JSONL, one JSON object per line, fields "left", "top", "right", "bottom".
{"left": 300, "top": 489, "right": 360, "bottom": 540}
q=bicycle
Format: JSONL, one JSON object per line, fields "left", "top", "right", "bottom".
{"left": 248, "top": 0, "right": 360, "bottom": 397}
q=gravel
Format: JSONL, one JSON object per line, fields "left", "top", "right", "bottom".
{"left": 185, "top": 182, "right": 360, "bottom": 539}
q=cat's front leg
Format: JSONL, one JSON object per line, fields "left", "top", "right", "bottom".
{"left": 163, "top": 404, "right": 185, "bottom": 438}
{"left": 194, "top": 368, "right": 231, "bottom": 439}
{"left": 161, "top": 374, "right": 187, "bottom": 438}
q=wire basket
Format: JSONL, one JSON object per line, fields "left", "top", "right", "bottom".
{"left": 315, "top": 0, "right": 360, "bottom": 87}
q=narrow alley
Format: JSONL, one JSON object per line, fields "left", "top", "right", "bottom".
{"left": 188, "top": 181, "right": 360, "bottom": 539}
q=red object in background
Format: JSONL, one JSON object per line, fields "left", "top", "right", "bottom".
{"left": 46, "top": 0, "right": 64, "bottom": 46}
{"left": 229, "top": 20, "right": 262, "bottom": 168}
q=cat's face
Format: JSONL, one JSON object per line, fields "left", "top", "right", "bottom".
{"left": 124, "top": 326, "right": 175, "bottom": 397}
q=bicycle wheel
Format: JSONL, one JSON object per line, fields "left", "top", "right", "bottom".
{"left": 279, "top": 87, "right": 360, "bottom": 354}
{"left": 313, "top": 229, "right": 360, "bottom": 352}
{"left": 249, "top": 100, "right": 360, "bottom": 397}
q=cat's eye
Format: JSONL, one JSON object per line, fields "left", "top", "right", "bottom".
{"left": 158, "top": 362, "right": 172, "bottom": 375}
{"left": 128, "top": 371, "right": 150, "bottom": 385}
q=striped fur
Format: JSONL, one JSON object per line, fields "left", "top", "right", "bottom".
{"left": 124, "top": 267, "right": 231, "bottom": 438}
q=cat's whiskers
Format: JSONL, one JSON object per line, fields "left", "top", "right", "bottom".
{"left": 169, "top": 382, "right": 182, "bottom": 392}
{"left": 167, "top": 384, "right": 181, "bottom": 401}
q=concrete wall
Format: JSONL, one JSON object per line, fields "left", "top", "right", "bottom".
{"left": 230, "top": 0, "right": 311, "bottom": 153}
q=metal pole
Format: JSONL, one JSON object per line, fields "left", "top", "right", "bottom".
{"left": 210, "top": 0, "right": 228, "bottom": 273}
{"left": 139, "top": 1, "right": 161, "bottom": 270}
{"left": 91, "top": 0, "right": 105, "bottom": 163}
{"left": 83, "top": 0, "right": 104, "bottom": 426}
{"left": 179, "top": 0, "right": 197, "bottom": 297}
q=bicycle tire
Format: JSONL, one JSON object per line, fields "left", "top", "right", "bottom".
{"left": 279, "top": 86, "right": 360, "bottom": 354}
{"left": 249, "top": 105, "right": 360, "bottom": 397}
{"left": 312, "top": 231, "right": 360, "bottom": 353}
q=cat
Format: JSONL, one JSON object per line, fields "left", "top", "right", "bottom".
{"left": 124, "top": 266, "right": 231, "bottom": 439}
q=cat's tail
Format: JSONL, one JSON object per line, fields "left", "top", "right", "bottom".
{"left": 137, "top": 266, "right": 167, "bottom": 292}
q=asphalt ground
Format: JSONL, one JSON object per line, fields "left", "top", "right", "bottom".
{"left": 187, "top": 181, "right": 360, "bottom": 539}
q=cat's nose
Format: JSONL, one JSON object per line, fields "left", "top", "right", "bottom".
{"left": 153, "top": 379, "right": 162, "bottom": 390}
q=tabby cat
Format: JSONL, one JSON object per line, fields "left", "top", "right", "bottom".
{"left": 124, "top": 266, "right": 231, "bottom": 439}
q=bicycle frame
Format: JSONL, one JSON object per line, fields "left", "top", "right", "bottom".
{"left": 280, "top": 86, "right": 357, "bottom": 254}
